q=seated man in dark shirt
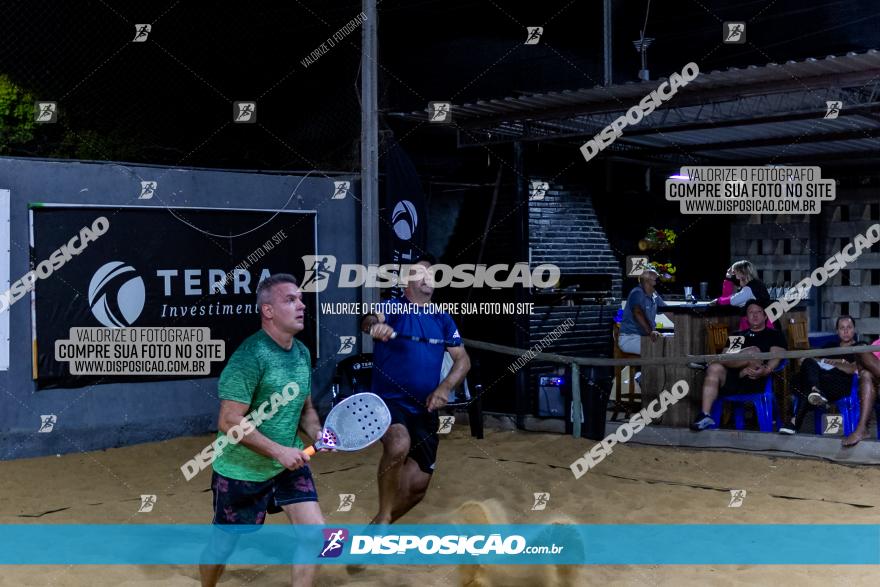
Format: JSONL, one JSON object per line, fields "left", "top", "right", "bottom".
{"left": 780, "top": 315, "right": 862, "bottom": 436}
{"left": 691, "top": 300, "right": 787, "bottom": 431}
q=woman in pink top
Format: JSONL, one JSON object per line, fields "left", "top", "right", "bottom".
{"left": 711, "top": 260, "right": 774, "bottom": 330}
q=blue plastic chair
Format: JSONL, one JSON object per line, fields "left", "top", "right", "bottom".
{"left": 710, "top": 361, "right": 787, "bottom": 432}
{"left": 792, "top": 374, "right": 860, "bottom": 436}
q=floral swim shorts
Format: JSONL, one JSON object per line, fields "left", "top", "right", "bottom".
{"left": 211, "top": 466, "right": 318, "bottom": 525}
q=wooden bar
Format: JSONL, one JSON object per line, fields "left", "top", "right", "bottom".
{"left": 640, "top": 333, "right": 667, "bottom": 421}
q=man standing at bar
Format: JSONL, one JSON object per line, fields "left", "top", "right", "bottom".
{"left": 691, "top": 299, "right": 787, "bottom": 431}
{"left": 618, "top": 268, "right": 666, "bottom": 355}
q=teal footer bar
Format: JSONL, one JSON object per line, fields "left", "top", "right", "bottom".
{"left": 0, "top": 524, "right": 877, "bottom": 565}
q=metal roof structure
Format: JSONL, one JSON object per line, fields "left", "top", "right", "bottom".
{"left": 391, "top": 50, "right": 880, "bottom": 165}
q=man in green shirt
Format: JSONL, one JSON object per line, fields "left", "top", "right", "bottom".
{"left": 200, "top": 274, "right": 325, "bottom": 587}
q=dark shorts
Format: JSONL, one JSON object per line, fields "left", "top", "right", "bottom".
{"left": 211, "top": 465, "right": 318, "bottom": 525}
{"left": 720, "top": 367, "right": 768, "bottom": 395}
{"left": 386, "top": 401, "right": 440, "bottom": 475}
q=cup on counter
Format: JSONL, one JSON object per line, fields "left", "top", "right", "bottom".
{"left": 684, "top": 286, "right": 693, "bottom": 302}
{"left": 699, "top": 282, "right": 709, "bottom": 300}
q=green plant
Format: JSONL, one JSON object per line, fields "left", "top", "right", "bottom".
{"left": 0, "top": 74, "right": 37, "bottom": 151}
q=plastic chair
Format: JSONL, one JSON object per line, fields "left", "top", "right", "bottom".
{"left": 332, "top": 353, "right": 374, "bottom": 406}
{"left": 710, "top": 360, "right": 787, "bottom": 432}
{"left": 440, "top": 351, "right": 484, "bottom": 439}
{"left": 793, "top": 373, "right": 860, "bottom": 436}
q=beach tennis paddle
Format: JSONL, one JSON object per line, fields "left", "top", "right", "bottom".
{"left": 303, "top": 392, "right": 391, "bottom": 456}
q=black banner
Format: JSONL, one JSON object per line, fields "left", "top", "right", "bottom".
{"left": 31, "top": 205, "right": 317, "bottom": 389}
{"left": 381, "top": 137, "right": 428, "bottom": 296}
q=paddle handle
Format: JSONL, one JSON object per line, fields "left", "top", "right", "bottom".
{"left": 389, "top": 331, "right": 454, "bottom": 346}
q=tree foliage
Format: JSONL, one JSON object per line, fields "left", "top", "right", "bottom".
{"left": 0, "top": 74, "right": 37, "bottom": 151}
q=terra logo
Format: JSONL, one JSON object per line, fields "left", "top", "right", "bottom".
{"left": 88, "top": 261, "right": 146, "bottom": 328}
{"left": 319, "top": 528, "right": 348, "bottom": 558}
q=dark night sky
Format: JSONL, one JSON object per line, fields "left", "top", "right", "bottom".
{"left": 1, "top": 0, "right": 878, "bottom": 172}
{"left": 2, "top": 0, "right": 878, "bottom": 315}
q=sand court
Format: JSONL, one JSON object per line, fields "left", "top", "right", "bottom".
{"left": 2, "top": 424, "right": 880, "bottom": 585}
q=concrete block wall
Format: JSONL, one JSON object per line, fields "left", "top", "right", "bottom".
{"left": 730, "top": 188, "right": 880, "bottom": 341}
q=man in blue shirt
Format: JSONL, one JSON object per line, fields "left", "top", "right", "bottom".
{"left": 361, "top": 255, "right": 470, "bottom": 525}
{"left": 618, "top": 268, "right": 665, "bottom": 355}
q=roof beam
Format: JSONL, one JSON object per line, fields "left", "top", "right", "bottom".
{"left": 453, "top": 68, "right": 880, "bottom": 129}
{"left": 621, "top": 127, "right": 880, "bottom": 156}
{"left": 624, "top": 103, "right": 880, "bottom": 136}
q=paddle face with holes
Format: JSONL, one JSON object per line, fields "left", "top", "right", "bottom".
{"left": 315, "top": 392, "right": 391, "bottom": 452}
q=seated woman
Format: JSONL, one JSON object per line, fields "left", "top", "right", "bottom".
{"left": 711, "top": 260, "right": 774, "bottom": 330}
{"left": 779, "top": 315, "right": 871, "bottom": 438}
{"left": 840, "top": 333, "right": 880, "bottom": 446}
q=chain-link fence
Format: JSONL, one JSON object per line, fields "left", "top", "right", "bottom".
{"left": 0, "top": 1, "right": 365, "bottom": 170}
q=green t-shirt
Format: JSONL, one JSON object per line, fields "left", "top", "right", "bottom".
{"left": 212, "top": 329, "right": 311, "bottom": 482}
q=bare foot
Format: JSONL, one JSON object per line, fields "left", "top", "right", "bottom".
{"left": 842, "top": 428, "right": 866, "bottom": 447}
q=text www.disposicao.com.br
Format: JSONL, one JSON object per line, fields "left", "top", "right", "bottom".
{"left": 681, "top": 199, "right": 819, "bottom": 213}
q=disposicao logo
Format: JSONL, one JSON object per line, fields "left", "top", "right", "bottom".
{"left": 349, "top": 534, "right": 527, "bottom": 555}
{"left": 299, "top": 255, "right": 560, "bottom": 293}
{"left": 319, "top": 528, "right": 349, "bottom": 558}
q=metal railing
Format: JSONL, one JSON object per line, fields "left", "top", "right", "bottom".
{"left": 463, "top": 337, "right": 880, "bottom": 438}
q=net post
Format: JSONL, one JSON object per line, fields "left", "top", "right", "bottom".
{"left": 571, "top": 362, "right": 581, "bottom": 438}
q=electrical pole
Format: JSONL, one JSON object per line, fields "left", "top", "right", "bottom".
{"left": 361, "top": 0, "right": 379, "bottom": 350}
